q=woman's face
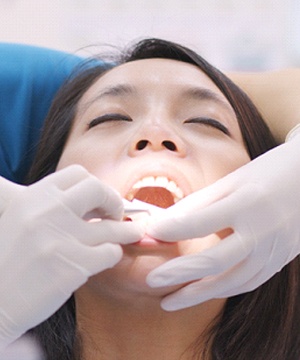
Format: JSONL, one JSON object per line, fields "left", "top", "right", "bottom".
{"left": 57, "top": 58, "right": 250, "bottom": 299}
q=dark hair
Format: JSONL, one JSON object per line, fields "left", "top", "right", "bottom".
{"left": 27, "top": 39, "right": 300, "bottom": 360}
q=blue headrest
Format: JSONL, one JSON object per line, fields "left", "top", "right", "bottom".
{"left": 0, "top": 43, "right": 83, "bottom": 184}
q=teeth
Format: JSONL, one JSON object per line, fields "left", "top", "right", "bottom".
{"left": 166, "top": 180, "right": 177, "bottom": 193}
{"left": 155, "top": 176, "right": 169, "bottom": 187}
{"left": 128, "top": 176, "right": 184, "bottom": 203}
{"left": 142, "top": 176, "right": 155, "bottom": 187}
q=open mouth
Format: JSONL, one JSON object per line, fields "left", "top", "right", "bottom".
{"left": 125, "top": 176, "right": 184, "bottom": 209}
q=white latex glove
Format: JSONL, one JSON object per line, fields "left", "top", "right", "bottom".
{"left": 0, "top": 337, "right": 42, "bottom": 360}
{"left": 0, "top": 165, "right": 143, "bottom": 348}
{"left": 147, "top": 133, "right": 300, "bottom": 311}
{"left": 0, "top": 178, "right": 23, "bottom": 214}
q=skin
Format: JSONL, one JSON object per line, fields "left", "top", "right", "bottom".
{"left": 56, "top": 59, "right": 250, "bottom": 359}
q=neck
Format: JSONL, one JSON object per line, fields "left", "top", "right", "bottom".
{"left": 75, "top": 289, "right": 224, "bottom": 360}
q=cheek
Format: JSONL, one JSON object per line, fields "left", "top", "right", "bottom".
{"left": 200, "top": 144, "right": 250, "bottom": 184}
{"left": 56, "top": 141, "right": 126, "bottom": 193}
{"left": 56, "top": 140, "right": 114, "bottom": 173}
{"left": 179, "top": 229, "right": 233, "bottom": 256}
{"left": 179, "top": 235, "right": 220, "bottom": 256}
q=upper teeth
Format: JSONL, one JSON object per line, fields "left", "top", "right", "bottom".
{"left": 127, "top": 176, "right": 184, "bottom": 203}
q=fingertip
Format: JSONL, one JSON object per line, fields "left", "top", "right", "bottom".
{"left": 160, "top": 297, "right": 182, "bottom": 312}
{"left": 145, "top": 273, "right": 161, "bottom": 288}
{"left": 87, "top": 243, "right": 123, "bottom": 273}
{"left": 101, "top": 243, "right": 123, "bottom": 265}
{"left": 57, "top": 164, "right": 88, "bottom": 179}
{"left": 46, "top": 164, "right": 90, "bottom": 190}
{"left": 109, "top": 221, "right": 147, "bottom": 245}
{"left": 66, "top": 164, "right": 87, "bottom": 173}
{"left": 146, "top": 268, "right": 178, "bottom": 288}
{"left": 146, "top": 218, "right": 181, "bottom": 241}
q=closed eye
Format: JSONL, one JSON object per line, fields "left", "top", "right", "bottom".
{"left": 184, "top": 117, "right": 230, "bottom": 135}
{"left": 88, "top": 113, "right": 132, "bottom": 129}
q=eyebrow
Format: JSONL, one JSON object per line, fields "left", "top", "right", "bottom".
{"left": 85, "top": 84, "right": 135, "bottom": 107}
{"left": 97, "top": 84, "right": 136, "bottom": 98}
{"left": 78, "top": 84, "right": 135, "bottom": 117}
{"left": 180, "top": 87, "right": 233, "bottom": 112}
{"left": 81, "top": 84, "right": 233, "bottom": 115}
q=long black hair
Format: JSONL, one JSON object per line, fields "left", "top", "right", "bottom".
{"left": 27, "top": 38, "right": 300, "bottom": 359}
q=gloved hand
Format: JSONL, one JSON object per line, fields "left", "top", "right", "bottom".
{"left": 146, "top": 133, "right": 300, "bottom": 311}
{"left": 0, "top": 165, "right": 143, "bottom": 348}
{"left": 0, "top": 178, "right": 23, "bottom": 214}
{"left": 0, "top": 337, "right": 42, "bottom": 360}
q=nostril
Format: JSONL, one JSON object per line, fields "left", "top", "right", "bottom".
{"left": 162, "top": 140, "right": 177, "bottom": 151}
{"left": 135, "top": 139, "right": 177, "bottom": 151}
{"left": 136, "top": 140, "right": 148, "bottom": 150}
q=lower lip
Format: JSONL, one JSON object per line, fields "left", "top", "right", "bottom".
{"left": 132, "top": 235, "right": 176, "bottom": 247}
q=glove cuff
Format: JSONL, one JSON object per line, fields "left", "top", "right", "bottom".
{"left": 285, "top": 123, "right": 300, "bottom": 142}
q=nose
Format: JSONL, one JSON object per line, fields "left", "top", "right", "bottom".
{"left": 129, "top": 121, "right": 186, "bottom": 157}
{"left": 135, "top": 139, "right": 177, "bottom": 151}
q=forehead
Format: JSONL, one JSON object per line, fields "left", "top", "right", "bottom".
{"left": 79, "top": 58, "right": 230, "bottom": 105}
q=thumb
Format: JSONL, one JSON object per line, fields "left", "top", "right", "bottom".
{"left": 147, "top": 179, "right": 239, "bottom": 241}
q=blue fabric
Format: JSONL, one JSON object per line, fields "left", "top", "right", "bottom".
{"left": 0, "top": 43, "right": 83, "bottom": 184}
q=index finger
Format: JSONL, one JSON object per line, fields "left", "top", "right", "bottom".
{"left": 40, "top": 165, "right": 91, "bottom": 191}
{"left": 63, "top": 176, "right": 123, "bottom": 220}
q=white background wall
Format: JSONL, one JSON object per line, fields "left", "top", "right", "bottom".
{"left": 0, "top": 0, "right": 299, "bottom": 71}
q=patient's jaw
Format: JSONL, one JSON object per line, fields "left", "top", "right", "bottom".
{"left": 56, "top": 58, "right": 250, "bottom": 299}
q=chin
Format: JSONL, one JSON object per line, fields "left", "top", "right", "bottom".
{"left": 83, "top": 251, "right": 183, "bottom": 302}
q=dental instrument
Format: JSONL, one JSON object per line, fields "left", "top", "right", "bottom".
{"left": 122, "top": 199, "right": 162, "bottom": 216}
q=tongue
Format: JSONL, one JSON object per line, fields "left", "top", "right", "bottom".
{"left": 133, "top": 187, "right": 174, "bottom": 208}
